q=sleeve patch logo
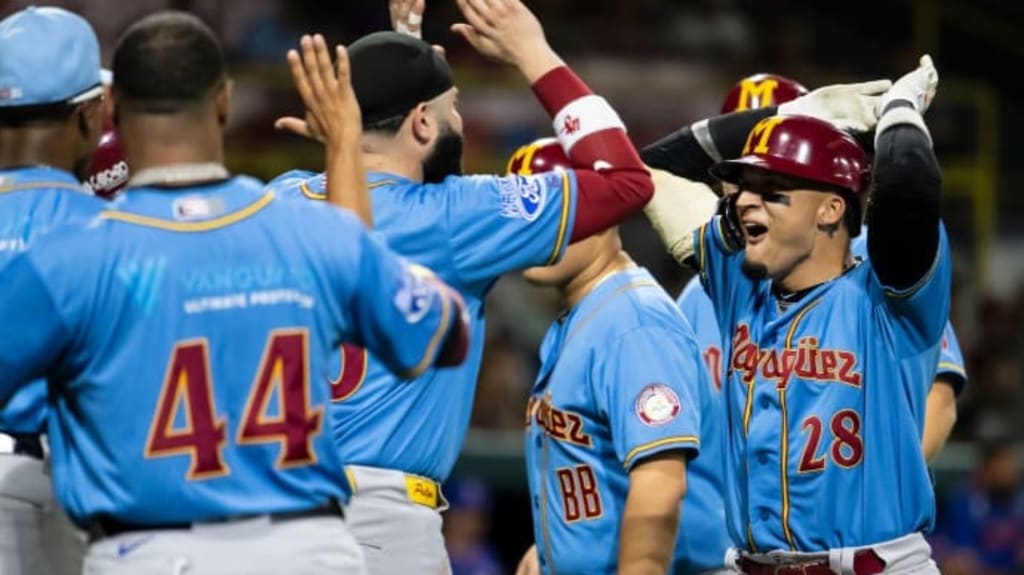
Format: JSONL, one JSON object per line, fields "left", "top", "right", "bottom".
{"left": 499, "top": 176, "right": 548, "bottom": 222}
{"left": 635, "top": 384, "right": 681, "bottom": 426}
{"left": 394, "top": 264, "right": 436, "bottom": 324}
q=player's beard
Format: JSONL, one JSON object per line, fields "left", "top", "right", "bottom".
{"left": 422, "top": 127, "right": 463, "bottom": 184}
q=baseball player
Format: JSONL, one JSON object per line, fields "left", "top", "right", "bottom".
{"left": 265, "top": 0, "right": 655, "bottom": 572}
{"left": 0, "top": 6, "right": 109, "bottom": 574}
{"left": 667, "top": 73, "right": 967, "bottom": 463}
{"left": 0, "top": 12, "right": 469, "bottom": 575}
{"left": 508, "top": 139, "right": 732, "bottom": 575}
{"left": 673, "top": 56, "right": 947, "bottom": 572}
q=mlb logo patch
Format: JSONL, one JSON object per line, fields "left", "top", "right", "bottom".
{"left": 172, "top": 196, "right": 224, "bottom": 221}
{"left": 0, "top": 86, "right": 23, "bottom": 102}
{"left": 498, "top": 176, "right": 548, "bottom": 222}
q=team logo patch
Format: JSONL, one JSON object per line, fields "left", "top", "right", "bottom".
{"left": 394, "top": 264, "right": 436, "bottom": 324}
{"left": 635, "top": 384, "right": 681, "bottom": 426}
{"left": 499, "top": 176, "right": 548, "bottom": 222}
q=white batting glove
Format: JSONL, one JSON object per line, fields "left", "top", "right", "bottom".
{"left": 876, "top": 54, "right": 939, "bottom": 115}
{"left": 778, "top": 79, "right": 892, "bottom": 133}
{"left": 874, "top": 55, "right": 939, "bottom": 146}
{"left": 642, "top": 167, "right": 719, "bottom": 266}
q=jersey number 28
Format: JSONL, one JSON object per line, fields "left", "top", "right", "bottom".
{"left": 798, "top": 409, "right": 863, "bottom": 473}
{"left": 145, "top": 330, "right": 322, "bottom": 480}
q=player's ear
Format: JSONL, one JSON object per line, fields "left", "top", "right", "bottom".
{"left": 215, "top": 79, "right": 234, "bottom": 127}
{"left": 816, "top": 193, "right": 845, "bottom": 236}
{"left": 409, "top": 102, "right": 435, "bottom": 146}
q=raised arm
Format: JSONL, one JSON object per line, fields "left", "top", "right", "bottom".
{"left": 641, "top": 80, "right": 890, "bottom": 183}
{"left": 641, "top": 81, "right": 891, "bottom": 264}
{"left": 342, "top": 216, "right": 468, "bottom": 379}
{"left": 452, "top": 0, "right": 653, "bottom": 242}
{"left": 277, "top": 36, "right": 373, "bottom": 226}
{"left": 867, "top": 56, "right": 942, "bottom": 289}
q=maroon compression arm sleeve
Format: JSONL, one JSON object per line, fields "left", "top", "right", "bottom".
{"left": 531, "top": 67, "right": 653, "bottom": 242}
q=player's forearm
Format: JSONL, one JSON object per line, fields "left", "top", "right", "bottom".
{"left": 530, "top": 66, "right": 654, "bottom": 242}
{"left": 619, "top": 455, "right": 686, "bottom": 575}
{"left": 922, "top": 381, "right": 957, "bottom": 462}
{"left": 515, "top": 43, "right": 565, "bottom": 85}
{"left": 324, "top": 130, "right": 373, "bottom": 226}
{"left": 640, "top": 108, "right": 777, "bottom": 183}
{"left": 642, "top": 168, "right": 719, "bottom": 266}
{"left": 866, "top": 103, "right": 941, "bottom": 290}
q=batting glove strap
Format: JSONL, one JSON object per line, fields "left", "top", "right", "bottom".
{"left": 875, "top": 100, "right": 932, "bottom": 148}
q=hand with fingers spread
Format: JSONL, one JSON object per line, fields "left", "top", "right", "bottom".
{"left": 391, "top": 0, "right": 425, "bottom": 38}
{"left": 276, "top": 34, "right": 372, "bottom": 225}
{"left": 277, "top": 34, "right": 362, "bottom": 147}
{"left": 451, "top": 0, "right": 563, "bottom": 83}
{"left": 778, "top": 79, "right": 893, "bottom": 133}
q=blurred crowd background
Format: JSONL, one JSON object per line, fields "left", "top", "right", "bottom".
{"left": 3, "top": 0, "right": 1021, "bottom": 572}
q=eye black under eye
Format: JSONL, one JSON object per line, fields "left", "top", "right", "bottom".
{"left": 763, "top": 191, "right": 791, "bottom": 205}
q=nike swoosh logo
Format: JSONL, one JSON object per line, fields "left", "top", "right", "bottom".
{"left": 117, "top": 535, "right": 155, "bottom": 557}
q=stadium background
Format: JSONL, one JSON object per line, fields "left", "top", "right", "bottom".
{"left": 3, "top": 0, "right": 1022, "bottom": 572}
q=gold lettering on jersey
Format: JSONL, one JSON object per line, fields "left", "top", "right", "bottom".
{"left": 743, "top": 116, "right": 787, "bottom": 155}
{"left": 737, "top": 79, "right": 779, "bottom": 111}
{"left": 730, "top": 324, "right": 863, "bottom": 389}
{"left": 527, "top": 395, "right": 593, "bottom": 447}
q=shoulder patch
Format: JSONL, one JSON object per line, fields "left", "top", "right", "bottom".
{"left": 499, "top": 175, "right": 549, "bottom": 222}
{"left": 635, "top": 384, "right": 681, "bottom": 426}
{"left": 394, "top": 264, "right": 436, "bottom": 324}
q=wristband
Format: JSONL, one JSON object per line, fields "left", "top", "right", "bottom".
{"left": 552, "top": 95, "right": 627, "bottom": 152}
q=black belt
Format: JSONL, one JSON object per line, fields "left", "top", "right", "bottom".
{"left": 86, "top": 499, "right": 345, "bottom": 542}
{"left": 0, "top": 433, "right": 44, "bottom": 460}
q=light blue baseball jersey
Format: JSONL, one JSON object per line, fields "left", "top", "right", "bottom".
{"left": 0, "top": 166, "right": 104, "bottom": 434}
{"left": 851, "top": 228, "right": 966, "bottom": 393}
{"left": 677, "top": 277, "right": 728, "bottom": 395}
{"left": 265, "top": 169, "right": 576, "bottom": 481}
{"left": 524, "top": 267, "right": 729, "bottom": 574}
{"left": 0, "top": 176, "right": 460, "bottom": 526}
{"left": 678, "top": 227, "right": 968, "bottom": 398}
{"left": 694, "top": 217, "right": 952, "bottom": 551}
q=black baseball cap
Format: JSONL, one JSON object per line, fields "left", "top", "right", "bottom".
{"left": 348, "top": 31, "right": 453, "bottom": 125}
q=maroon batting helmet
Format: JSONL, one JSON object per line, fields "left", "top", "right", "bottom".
{"left": 721, "top": 73, "right": 809, "bottom": 114}
{"left": 710, "top": 115, "right": 869, "bottom": 195}
{"left": 506, "top": 137, "right": 570, "bottom": 175}
{"left": 85, "top": 127, "right": 129, "bottom": 199}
